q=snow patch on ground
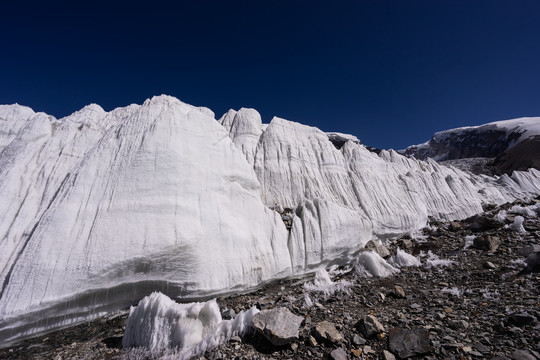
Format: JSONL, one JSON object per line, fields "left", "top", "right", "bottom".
{"left": 441, "top": 287, "right": 462, "bottom": 297}
{"left": 494, "top": 210, "right": 508, "bottom": 223}
{"left": 423, "top": 251, "right": 454, "bottom": 268}
{"left": 388, "top": 248, "right": 421, "bottom": 268}
{"left": 506, "top": 216, "right": 527, "bottom": 233}
{"left": 463, "top": 235, "right": 476, "bottom": 250}
{"left": 355, "top": 251, "right": 400, "bottom": 277}
{"left": 507, "top": 204, "right": 540, "bottom": 217}
{"left": 122, "top": 292, "right": 258, "bottom": 359}
{"left": 303, "top": 268, "right": 352, "bottom": 297}
{"left": 480, "top": 288, "right": 501, "bottom": 299}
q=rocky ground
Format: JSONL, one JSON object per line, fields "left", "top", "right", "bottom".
{"left": 1, "top": 199, "right": 539, "bottom": 360}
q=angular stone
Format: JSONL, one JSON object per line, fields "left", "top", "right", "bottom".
{"left": 507, "top": 313, "right": 537, "bottom": 327}
{"left": 518, "top": 244, "right": 540, "bottom": 257}
{"left": 383, "top": 349, "right": 397, "bottom": 360}
{"left": 449, "top": 221, "right": 462, "bottom": 231}
{"left": 330, "top": 347, "right": 347, "bottom": 360}
{"left": 351, "top": 348, "right": 362, "bottom": 357}
{"left": 388, "top": 327, "right": 431, "bottom": 359}
{"left": 473, "top": 235, "right": 500, "bottom": 252}
{"left": 509, "top": 350, "right": 536, "bottom": 360}
{"left": 352, "top": 334, "right": 366, "bottom": 345}
{"left": 400, "top": 239, "right": 413, "bottom": 249}
{"left": 484, "top": 261, "right": 496, "bottom": 269}
{"left": 391, "top": 285, "right": 406, "bottom": 299}
{"left": 356, "top": 315, "right": 385, "bottom": 338}
{"left": 313, "top": 321, "right": 343, "bottom": 343}
{"left": 469, "top": 216, "right": 503, "bottom": 232}
{"left": 252, "top": 307, "right": 303, "bottom": 346}
{"left": 364, "top": 240, "right": 391, "bottom": 259}
{"left": 520, "top": 252, "right": 540, "bottom": 274}
{"left": 473, "top": 343, "right": 490, "bottom": 354}
{"left": 220, "top": 308, "right": 235, "bottom": 320}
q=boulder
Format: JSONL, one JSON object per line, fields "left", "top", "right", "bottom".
{"left": 356, "top": 315, "right": 385, "bottom": 338}
{"left": 383, "top": 350, "right": 397, "bottom": 360}
{"left": 473, "top": 235, "right": 500, "bottom": 252}
{"left": 507, "top": 313, "right": 537, "bottom": 327}
{"left": 390, "top": 285, "right": 406, "bottom": 299}
{"left": 468, "top": 215, "right": 504, "bottom": 232}
{"left": 313, "top": 321, "right": 343, "bottom": 343}
{"left": 520, "top": 253, "right": 540, "bottom": 274}
{"left": 388, "top": 327, "right": 431, "bottom": 359}
{"left": 518, "top": 244, "right": 540, "bottom": 257}
{"left": 330, "top": 347, "right": 348, "bottom": 360}
{"left": 252, "top": 307, "right": 303, "bottom": 346}
{"left": 364, "top": 240, "right": 391, "bottom": 259}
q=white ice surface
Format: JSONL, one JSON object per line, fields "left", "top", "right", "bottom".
{"left": 355, "top": 251, "right": 400, "bottom": 277}
{"left": 506, "top": 216, "right": 527, "bottom": 233}
{"left": 1, "top": 95, "right": 540, "bottom": 344}
{"left": 122, "top": 292, "right": 258, "bottom": 359}
{"left": 303, "top": 268, "right": 351, "bottom": 297}
{"left": 389, "top": 248, "right": 421, "bottom": 268}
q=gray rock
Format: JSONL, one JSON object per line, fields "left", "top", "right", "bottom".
{"left": 520, "top": 252, "right": 540, "bottom": 274}
{"left": 473, "top": 342, "right": 490, "bottom": 354}
{"left": 469, "top": 216, "right": 503, "bottom": 232}
{"left": 383, "top": 349, "right": 397, "bottom": 360}
{"left": 313, "top": 321, "right": 343, "bottom": 343}
{"left": 507, "top": 313, "right": 537, "bottom": 327}
{"left": 352, "top": 334, "right": 366, "bottom": 345}
{"left": 484, "top": 261, "right": 497, "bottom": 269}
{"left": 356, "top": 315, "right": 385, "bottom": 338}
{"left": 364, "top": 240, "right": 391, "bottom": 259}
{"left": 330, "top": 347, "right": 348, "bottom": 360}
{"left": 252, "top": 307, "right": 303, "bottom": 346}
{"left": 449, "top": 221, "right": 462, "bottom": 231}
{"left": 257, "top": 297, "right": 274, "bottom": 309}
{"left": 518, "top": 244, "right": 540, "bottom": 257}
{"left": 388, "top": 327, "right": 431, "bottom": 359}
{"left": 509, "top": 350, "right": 536, "bottom": 360}
{"left": 220, "top": 308, "right": 235, "bottom": 320}
{"left": 473, "top": 235, "right": 500, "bottom": 252}
{"left": 391, "top": 285, "right": 406, "bottom": 299}
{"left": 400, "top": 239, "right": 413, "bottom": 249}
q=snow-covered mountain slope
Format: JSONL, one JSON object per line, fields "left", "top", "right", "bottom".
{"left": 1, "top": 96, "right": 540, "bottom": 345}
{"left": 400, "top": 117, "right": 540, "bottom": 162}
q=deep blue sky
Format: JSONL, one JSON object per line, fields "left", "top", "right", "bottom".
{"left": 1, "top": 1, "right": 539, "bottom": 149}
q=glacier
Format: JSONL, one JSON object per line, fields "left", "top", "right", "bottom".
{"left": 1, "top": 95, "right": 540, "bottom": 345}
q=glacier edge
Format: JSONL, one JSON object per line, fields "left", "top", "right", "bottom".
{"left": 0, "top": 95, "right": 539, "bottom": 345}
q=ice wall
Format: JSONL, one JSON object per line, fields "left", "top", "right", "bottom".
{"left": 1, "top": 96, "right": 539, "bottom": 345}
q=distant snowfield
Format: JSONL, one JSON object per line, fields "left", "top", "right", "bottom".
{"left": 1, "top": 95, "right": 539, "bottom": 345}
{"left": 401, "top": 116, "right": 540, "bottom": 161}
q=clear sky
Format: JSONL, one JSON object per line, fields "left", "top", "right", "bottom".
{"left": 1, "top": 1, "right": 539, "bottom": 149}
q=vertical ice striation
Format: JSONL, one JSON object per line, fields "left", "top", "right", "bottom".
{"left": 0, "top": 95, "right": 539, "bottom": 345}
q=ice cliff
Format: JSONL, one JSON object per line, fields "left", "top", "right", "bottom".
{"left": 1, "top": 96, "right": 539, "bottom": 345}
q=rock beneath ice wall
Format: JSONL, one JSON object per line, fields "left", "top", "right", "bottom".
{"left": 364, "top": 240, "right": 391, "bottom": 259}
{"left": 252, "top": 307, "right": 303, "bottom": 346}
